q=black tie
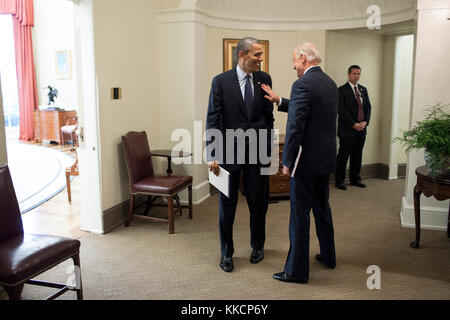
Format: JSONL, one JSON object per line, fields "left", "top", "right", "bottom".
{"left": 244, "top": 74, "right": 254, "bottom": 120}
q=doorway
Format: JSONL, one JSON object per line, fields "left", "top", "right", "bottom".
{"left": 0, "top": 14, "right": 19, "bottom": 141}
{"left": 0, "top": 0, "right": 102, "bottom": 237}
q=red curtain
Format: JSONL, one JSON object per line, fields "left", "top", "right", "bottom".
{"left": 1, "top": 0, "right": 38, "bottom": 141}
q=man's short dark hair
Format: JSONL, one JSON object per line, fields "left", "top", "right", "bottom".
{"left": 236, "top": 37, "right": 259, "bottom": 60}
{"left": 348, "top": 65, "right": 361, "bottom": 74}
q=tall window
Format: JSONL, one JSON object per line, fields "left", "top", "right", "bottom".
{"left": 0, "top": 15, "right": 19, "bottom": 129}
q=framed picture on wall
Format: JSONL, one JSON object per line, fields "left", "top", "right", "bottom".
{"left": 55, "top": 50, "right": 72, "bottom": 80}
{"left": 223, "top": 38, "right": 269, "bottom": 73}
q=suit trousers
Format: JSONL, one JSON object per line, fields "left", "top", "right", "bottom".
{"left": 284, "top": 174, "right": 336, "bottom": 280}
{"left": 219, "top": 164, "right": 269, "bottom": 258}
{"left": 335, "top": 131, "right": 366, "bottom": 185}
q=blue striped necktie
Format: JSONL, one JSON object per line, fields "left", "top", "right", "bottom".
{"left": 244, "top": 74, "right": 254, "bottom": 119}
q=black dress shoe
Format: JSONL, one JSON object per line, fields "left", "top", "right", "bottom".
{"left": 250, "top": 249, "right": 264, "bottom": 264}
{"left": 350, "top": 181, "right": 366, "bottom": 188}
{"left": 315, "top": 254, "right": 336, "bottom": 269}
{"left": 220, "top": 257, "right": 234, "bottom": 272}
{"left": 335, "top": 183, "right": 347, "bottom": 190}
{"left": 273, "top": 272, "right": 308, "bottom": 283}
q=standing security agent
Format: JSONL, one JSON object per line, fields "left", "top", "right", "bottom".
{"left": 335, "top": 65, "right": 372, "bottom": 190}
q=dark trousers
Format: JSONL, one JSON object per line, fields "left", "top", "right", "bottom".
{"left": 219, "top": 164, "right": 269, "bottom": 258}
{"left": 335, "top": 132, "right": 366, "bottom": 185}
{"left": 284, "top": 174, "right": 336, "bottom": 280}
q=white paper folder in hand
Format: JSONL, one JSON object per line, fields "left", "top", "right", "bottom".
{"left": 208, "top": 166, "right": 231, "bottom": 198}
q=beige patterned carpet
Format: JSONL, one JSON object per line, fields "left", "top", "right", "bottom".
{"left": 1, "top": 178, "right": 449, "bottom": 300}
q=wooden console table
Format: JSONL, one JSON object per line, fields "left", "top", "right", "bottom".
{"left": 410, "top": 165, "right": 450, "bottom": 248}
{"left": 239, "top": 134, "right": 290, "bottom": 199}
{"left": 34, "top": 109, "right": 77, "bottom": 145}
{"left": 269, "top": 134, "right": 290, "bottom": 198}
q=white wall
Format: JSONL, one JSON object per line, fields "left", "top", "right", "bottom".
{"left": 380, "top": 35, "right": 396, "bottom": 169}
{"left": 84, "top": 1, "right": 418, "bottom": 221}
{"left": 92, "top": 0, "right": 161, "bottom": 211}
{"left": 33, "top": 0, "right": 78, "bottom": 109}
{"left": 325, "top": 30, "right": 385, "bottom": 166}
{"left": 158, "top": 0, "right": 181, "bottom": 9}
{"left": 394, "top": 35, "right": 414, "bottom": 165}
{"left": 159, "top": 18, "right": 211, "bottom": 203}
{"left": 325, "top": 31, "right": 413, "bottom": 173}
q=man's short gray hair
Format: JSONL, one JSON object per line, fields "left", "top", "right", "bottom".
{"left": 236, "top": 37, "right": 259, "bottom": 60}
{"left": 294, "top": 42, "right": 322, "bottom": 64}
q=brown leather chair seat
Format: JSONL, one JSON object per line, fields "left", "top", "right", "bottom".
{"left": 122, "top": 131, "right": 193, "bottom": 234}
{"left": 0, "top": 164, "right": 83, "bottom": 300}
{"left": 134, "top": 174, "right": 193, "bottom": 195}
{"left": 0, "top": 234, "right": 80, "bottom": 286}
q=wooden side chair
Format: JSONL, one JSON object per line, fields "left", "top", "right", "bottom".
{"left": 66, "top": 148, "right": 79, "bottom": 203}
{"left": 61, "top": 116, "right": 78, "bottom": 148}
{"left": 122, "top": 131, "right": 193, "bottom": 234}
{"left": 61, "top": 115, "right": 80, "bottom": 203}
{"left": 0, "top": 165, "right": 83, "bottom": 300}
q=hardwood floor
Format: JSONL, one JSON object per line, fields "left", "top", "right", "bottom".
{"left": 7, "top": 132, "right": 88, "bottom": 240}
{"left": 21, "top": 173, "right": 88, "bottom": 239}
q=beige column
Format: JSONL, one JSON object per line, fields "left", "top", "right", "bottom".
{"left": 158, "top": 8, "right": 210, "bottom": 204}
{"left": 400, "top": 0, "right": 450, "bottom": 230}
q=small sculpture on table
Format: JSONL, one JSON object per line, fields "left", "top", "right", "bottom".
{"left": 45, "top": 85, "right": 58, "bottom": 105}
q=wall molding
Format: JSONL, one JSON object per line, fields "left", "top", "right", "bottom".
{"left": 103, "top": 163, "right": 425, "bottom": 234}
{"left": 397, "top": 163, "right": 407, "bottom": 178}
{"left": 102, "top": 197, "right": 133, "bottom": 234}
{"left": 330, "top": 163, "right": 383, "bottom": 183}
{"left": 400, "top": 196, "right": 448, "bottom": 231}
{"left": 157, "top": 5, "right": 415, "bottom": 31}
{"left": 102, "top": 180, "right": 211, "bottom": 233}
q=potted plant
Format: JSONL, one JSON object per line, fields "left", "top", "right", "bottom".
{"left": 394, "top": 102, "right": 450, "bottom": 176}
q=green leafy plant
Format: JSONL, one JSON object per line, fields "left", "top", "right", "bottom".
{"left": 394, "top": 103, "right": 450, "bottom": 175}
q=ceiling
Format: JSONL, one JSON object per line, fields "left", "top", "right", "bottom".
{"left": 339, "top": 19, "right": 415, "bottom": 35}
{"left": 167, "top": 0, "right": 417, "bottom": 31}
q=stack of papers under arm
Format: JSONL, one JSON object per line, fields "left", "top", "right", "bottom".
{"left": 208, "top": 167, "right": 230, "bottom": 198}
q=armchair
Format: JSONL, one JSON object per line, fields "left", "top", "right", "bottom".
{"left": 0, "top": 165, "right": 83, "bottom": 300}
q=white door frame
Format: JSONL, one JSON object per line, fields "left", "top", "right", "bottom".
{"left": 0, "top": 76, "right": 7, "bottom": 165}
{"left": 73, "top": 0, "right": 103, "bottom": 233}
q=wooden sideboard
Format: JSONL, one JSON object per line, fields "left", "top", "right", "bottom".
{"left": 239, "top": 134, "right": 290, "bottom": 199}
{"left": 269, "top": 134, "right": 290, "bottom": 198}
{"left": 34, "top": 109, "right": 77, "bottom": 145}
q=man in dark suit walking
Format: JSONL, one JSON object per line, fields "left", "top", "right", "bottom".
{"left": 206, "top": 37, "right": 274, "bottom": 273}
{"left": 335, "top": 65, "right": 372, "bottom": 190}
{"left": 261, "top": 42, "right": 338, "bottom": 283}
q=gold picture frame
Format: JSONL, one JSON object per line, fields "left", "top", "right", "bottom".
{"left": 55, "top": 50, "right": 72, "bottom": 80}
{"left": 223, "top": 39, "right": 269, "bottom": 73}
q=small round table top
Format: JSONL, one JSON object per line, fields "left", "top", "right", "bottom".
{"left": 151, "top": 150, "right": 192, "bottom": 158}
{"left": 415, "top": 165, "right": 450, "bottom": 185}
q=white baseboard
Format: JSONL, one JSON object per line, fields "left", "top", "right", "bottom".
{"left": 400, "top": 196, "right": 448, "bottom": 231}
{"left": 176, "top": 180, "right": 211, "bottom": 205}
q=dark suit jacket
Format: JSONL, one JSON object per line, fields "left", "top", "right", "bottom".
{"left": 281, "top": 67, "right": 338, "bottom": 177}
{"left": 206, "top": 67, "right": 274, "bottom": 168}
{"left": 337, "top": 82, "right": 372, "bottom": 137}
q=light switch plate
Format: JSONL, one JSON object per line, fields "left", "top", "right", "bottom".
{"left": 111, "top": 88, "right": 122, "bottom": 100}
